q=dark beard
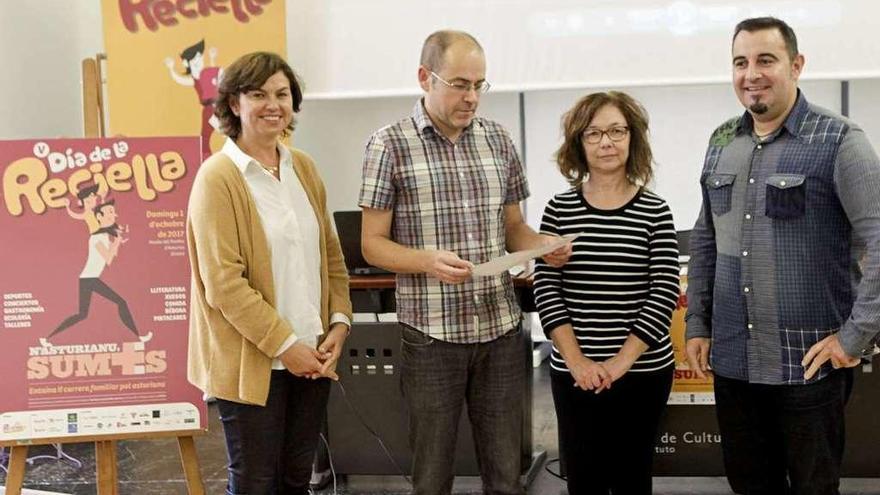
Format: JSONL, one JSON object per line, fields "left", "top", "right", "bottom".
{"left": 749, "top": 102, "right": 769, "bottom": 114}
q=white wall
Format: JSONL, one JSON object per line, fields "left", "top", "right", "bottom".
{"left": 850, "top": 79, "right": 880, "bottom": 150}
{"left": 289, "top": 0, "right": 880, "bottom": 97}
{"left": 0, "top": 1, "right": 103, "bottom": 139}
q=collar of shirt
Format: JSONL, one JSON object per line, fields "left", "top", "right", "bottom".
{"left": 411, "top": 98, "right": 477, "bottom": 142}
{"left": 221, "top": 137, "right": 292, "bottom": 175}
{"left": 736, "top": 89, "right": 810, "bottom": 141}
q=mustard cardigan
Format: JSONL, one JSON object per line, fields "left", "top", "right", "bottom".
{"left": 186, "top": 147, "right": 352, "bottom": 406}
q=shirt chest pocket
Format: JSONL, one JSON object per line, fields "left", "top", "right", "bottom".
{"left": 765, "top": 174, "right": 806, "bottom": 220}
{"left": 705, "top": 173, "right": 736, "bottom": 216}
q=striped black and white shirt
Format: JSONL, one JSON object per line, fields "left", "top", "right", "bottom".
{"left": 534, "top": 188, "right": 679, "bottom": 373}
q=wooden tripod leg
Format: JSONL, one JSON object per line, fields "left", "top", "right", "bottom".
{"left": 4, "top": 446, "right": 29, "bottom": 495}
{"left": 95, "top": 440, "right": 119, "bottom": 495}
{"left": 177, "top": 436, "right": 205, "bottom": 495}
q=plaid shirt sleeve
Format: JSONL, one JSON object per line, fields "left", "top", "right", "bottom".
{"left": 501, "top": 129, "right": 529, "bottom": 205}
{"left": 359, "top": 133, "right": 396, "bottom": 210}
{"left": 834, "top": 127, "right": 880, "bottom": 357}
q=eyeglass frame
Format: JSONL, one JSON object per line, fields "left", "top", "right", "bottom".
{"left": 429, "top": 71, "right": 491, "bottom": 94}
{"left": 581, "top": 126, "right": 630, "bottom": 144}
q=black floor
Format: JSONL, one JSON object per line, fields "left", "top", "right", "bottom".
{"left": 2, "top": 362, "right": 878, "bottom": 494}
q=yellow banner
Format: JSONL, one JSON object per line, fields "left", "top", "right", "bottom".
{"left": 669, "top": 272, "right": 716, "bottom": 404}
{"left": 101, "top": 0, "right": 286, "bottom": 161}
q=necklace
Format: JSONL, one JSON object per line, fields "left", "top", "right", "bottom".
{"left": 261, "top": 163, "right": 279, "bottom": 175}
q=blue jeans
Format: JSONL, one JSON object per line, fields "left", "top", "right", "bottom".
{"left": 216, "top": 371, "right": 330, "bottom": 495}
{"left": 714, "top": 370, "right": 847, "bottom": 495}
{"left": 400, "top": 324, "right": 527, "bottom": 495}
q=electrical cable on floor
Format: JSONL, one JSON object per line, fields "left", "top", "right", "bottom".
{"left": 335, "top": 380, "right": 413, "bottom": 486}
{"left": 314, "top": 432, "right": 338, "bottom": 495}
{"left": 544, "top": 457, "right": 566, "bottom": 481}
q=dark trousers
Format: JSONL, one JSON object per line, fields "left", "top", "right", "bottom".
{"left": 714, "top": 371, "right": 847, "bottom": 495}
{"left": 216, "top": 371, "right": 330, "bottom": 495}
{"left": 400, "top": 324, "right": 527, "bottom": 495}
{"left": 550, "top": 365, "right": 673, "bottom": 495}
{"left": 51, "top": 277, "right": 138, "bottom": 337}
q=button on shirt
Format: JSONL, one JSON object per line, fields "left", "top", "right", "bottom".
{"left": 359, "top": 100, "right": 529, "bottom": 343}
{"left": 223, "top": 139, "right": 350, "bottom": 369}
{"left": 685, "top": 91, "right": 880, "bottom": 385}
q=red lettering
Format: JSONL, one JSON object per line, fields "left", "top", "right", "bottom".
{"left": 231, "top": 0, "right": 247, "bottom": 22}
{"left": 234, "top": 0, "right": 264, "bottom": 22}
{"left": 207, "top": 0, "right": 228, "bottom": 14}
{"left": 118, "top": 0, "right": 271, "bottom": 33}
{"left": 247, "top": 0, "right": 267, "bottom": 16}
{"left": 196, "top": 0, "right": 211, "bottom": 16}
{"left": 674, "top": 369, "right": 700, "bottom": 380}
{"left": 152, "top": 0, "right": 179, "bottom": 28}
{"left": 176, "top": 0, "right": 198, "bottom": 18}
{"left": 119, "top": 0, "right": 159, "bottom": 33}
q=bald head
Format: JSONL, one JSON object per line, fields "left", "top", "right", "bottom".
{"left": 420, "top": 30, "right": 484, "bottom": 72}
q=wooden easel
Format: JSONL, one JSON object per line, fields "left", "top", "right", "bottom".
{"left": 82, "top": 54, "right": 107, "bottom": 139}
{"left": 0, "top": 54, "right": 206, "bottom": 495}
{"left": 1, "top": 430, "right": 204, "bottom": 495}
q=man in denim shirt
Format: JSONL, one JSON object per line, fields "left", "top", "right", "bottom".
{"left": 685, "top": 17, "right": 880, "bottom": 494}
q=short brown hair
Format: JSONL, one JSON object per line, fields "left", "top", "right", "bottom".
{"left": 214, "top": 51, "right": 303, "bottom": 141}
{"left": 555, "top": 91, "right": 654, "bottom": 188}
{"left": 420, "top": 30, "right": 483, "bottom": 72}
{"left": 733, "top": 17, "right": 799, "bottom": 61}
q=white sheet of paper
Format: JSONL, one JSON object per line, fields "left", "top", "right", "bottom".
{"left": 471, "top": 234, "right": 576, "bottom": 277}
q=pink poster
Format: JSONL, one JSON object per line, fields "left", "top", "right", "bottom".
{"left": 0, "top": 137, "right": 206, "bottom": 442}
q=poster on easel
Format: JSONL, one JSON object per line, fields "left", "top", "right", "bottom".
{"left": 0, "top": 136, "right": 205, "bottom": 442}
{"left": 100, "top": 0, "right": 287, "bottom": 161}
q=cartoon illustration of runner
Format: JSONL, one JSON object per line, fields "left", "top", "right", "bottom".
{"left": 63, "top": 182, "right": 104, "bottom": 234}
{"left": 50, "top": 201, "right": 148, "bottom": 341}
{"left": 164, "top": 39, "right": 223, "bottom": 161}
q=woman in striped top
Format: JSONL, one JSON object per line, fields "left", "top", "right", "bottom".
{"left": 534, "top": 91, "right": 680, "bottom": 494}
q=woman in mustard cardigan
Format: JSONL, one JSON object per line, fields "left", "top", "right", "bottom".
{"left": 186, "top": 51, "right": 352, "bottom": 494}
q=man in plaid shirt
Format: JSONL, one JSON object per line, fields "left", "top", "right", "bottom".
{"left": 359, "top": 30, "right": 570, "bottom": 495}
{"left": 685, "top": 17, "right": 880, "bottom": 494}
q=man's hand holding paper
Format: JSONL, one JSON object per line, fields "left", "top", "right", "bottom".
{"left": 472, "top": 234, "right": 576, "bottom": 277}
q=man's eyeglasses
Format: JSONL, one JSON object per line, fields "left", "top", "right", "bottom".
{"left": 582, "top": 126, "right": 629, "bottom": 144}
{"left": 430, "top": 71, "right": 491, "bottom": 94}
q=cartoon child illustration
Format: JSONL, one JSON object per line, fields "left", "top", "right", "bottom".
{"left": 63, "top": 182, "right": 104, "bottom": 234}
{"left": 164, "top": 39, "right": 223, "bottom": 161}
{"left": 50, "top": 201, "right": 148, "bottom": 341}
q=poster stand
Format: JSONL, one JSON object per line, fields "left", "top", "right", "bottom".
{"left": 0, "top": 55, "right": 206, "bottom": 495}
{"left": 81, "top": 54, "right": 107, "bottom": 139}
{"left": 1, "top": 430, "right": 204, "bottom": 495}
